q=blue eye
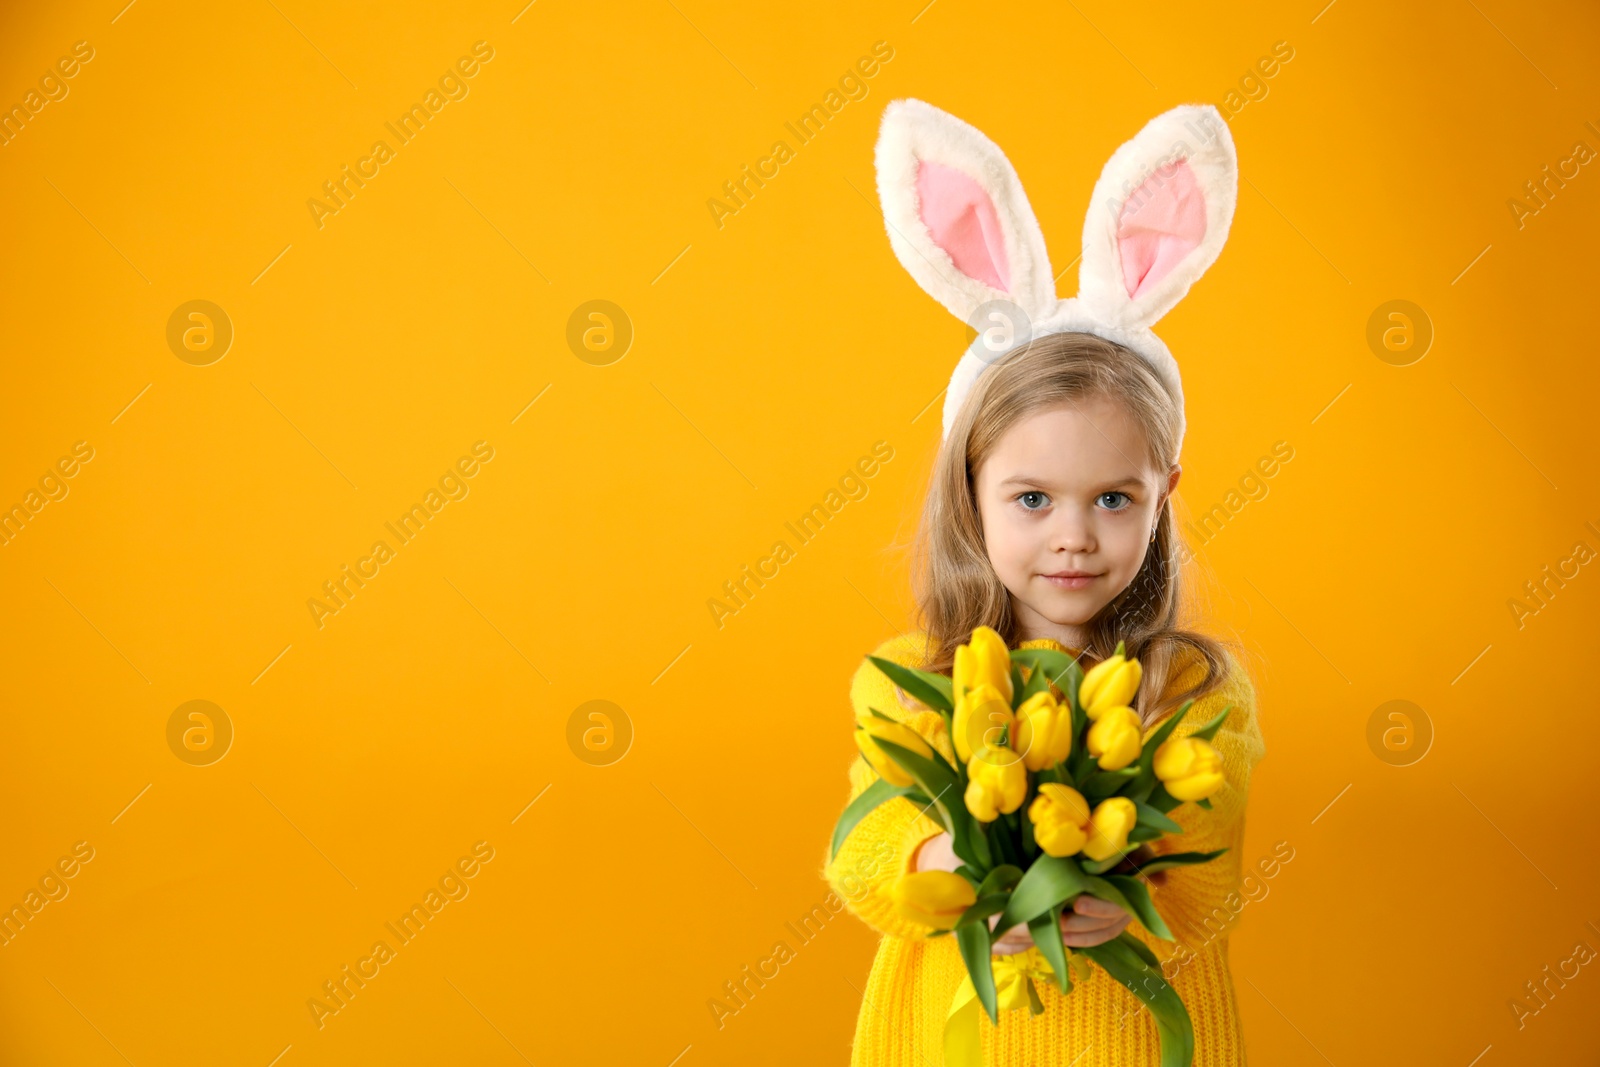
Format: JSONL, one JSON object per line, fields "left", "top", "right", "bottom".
{"left": 1097, "top": 492, "right": 1132, "bottom": 510}
{"left": 1017, "top": 491, "right": 1049, "bottom": 511}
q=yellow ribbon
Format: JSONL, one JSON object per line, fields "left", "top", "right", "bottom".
{"left": 944, "top": 949, "right": 1082, "bottom": 1067}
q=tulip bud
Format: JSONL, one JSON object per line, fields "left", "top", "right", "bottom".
{"left": 1028, "top": 783, "right": 1093, "bottom": 857}
{"left": 854, "top": 717, "right": 932, "bottom": 787}
{"left": 1013, "top": 691, "right": 1072, "bottom": 771}
{"left": 1081, "top": 797, "right": 1137, "bottom": 861}
{"left": 954, "top": 625, "right": 1014, "bottom": 705}
{"left": 951, "top": 681, "right": 1013, "bottom": 764}
{"left": 1079, "top": 653, "right": 1142, "bottom": 720}
{"left": 964, "top": 743, "right": 1027, "bottom": 822}
{"left": 890, "top": 870, "right": 977, "bottom": 930}
{"left": 1154, "top": 736, "right": 1225, "bottom": 801}
{"left": 1086, "top": 706, "right": 1143, "bottom": 770}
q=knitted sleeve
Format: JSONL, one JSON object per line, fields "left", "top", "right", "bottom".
{"left": 1144, "top": 648, "right": 1267, "bottom": 947}
{"left": 821, "top": 632, "right": 954, "bottom": 942}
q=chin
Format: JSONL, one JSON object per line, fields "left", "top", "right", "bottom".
{"left": 1028, "top": 597, "right": 1102, "bottom": 628}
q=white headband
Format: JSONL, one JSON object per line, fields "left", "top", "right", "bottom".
{"left": 873, "top": 99, "right": 1239, "bottom": 459}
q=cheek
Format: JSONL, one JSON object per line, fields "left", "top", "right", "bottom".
{"left": 982, "top": 521, "right": 1020, "bottom": 570}
{"left": 1104, "top": 523, "right": 1150, "bottom": 584}
{"left": 978, "top": 508, "right": 1031, "bottom": 579}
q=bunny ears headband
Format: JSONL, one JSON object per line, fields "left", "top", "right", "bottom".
{"left": 874, "top": 99, "right": 1239, "bottom": 459}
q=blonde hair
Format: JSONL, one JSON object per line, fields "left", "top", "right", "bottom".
{"left": 911, "top": 331, "right": 1229, "bottom": 724}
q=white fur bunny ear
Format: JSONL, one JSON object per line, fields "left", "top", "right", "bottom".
{"left": 874, "top": 99, "right": 1056, "bottom": 325}
{"left": 1075, "top": 105, "right": 1237, "bottom": 331}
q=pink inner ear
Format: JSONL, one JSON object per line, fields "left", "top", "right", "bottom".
{"left": 915, "top": 160, "right": 1011, "bottom": 294}
{"left": 1116, "top": 158, "right": 1206, "bottom": 299}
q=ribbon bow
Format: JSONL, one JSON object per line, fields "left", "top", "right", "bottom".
{"left": 944, "top": 949, "right": 1091, "bottom": 1066}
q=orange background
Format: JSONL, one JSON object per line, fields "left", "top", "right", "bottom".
{"left": 1, "top": 0, "right": 1597, "bottom": 1063}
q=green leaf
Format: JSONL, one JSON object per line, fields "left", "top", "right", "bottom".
{"left": 1127, "top": 826, "right": 1164, "bottom": 844}
{"left": 1077, "top": 937, "right": 1194, "bottom": 1067}
{"left": 990, "top": 815, "right": 1021, "bottom": 867}
{"left": 875, "top": 735, "right": 993, "bottom": 873}
{"left": 958, "top": 893, "right": 1013, "bottom": 926}
{"left": 1019, "top": 797, "right": 1038, "bottom": 862}
{"left": 1083, "top": 767, "right": 1141, "bottom": 799}
{"left": 1125, "top": 700, "right": 1193, "bottom": 805}
{"left": 955, "top": 920, "right": 999, "bottom": 1024}
{"left": 993, "top": 854, "right": 1090, "bottom": 938}
{"left": 1116, "top": 930, "right": 1162, "bottom": 969}
{"left": 1196, "top": 797, "right": 1213, "bottom": 810}
{"left": 862, "top": 706, "right": 900, "bottom": 723}
{"left": 1143, "top": 700, "right": 1193, "bottom": 754}
{"left": 1135, "top": 803, "right": 1184, "bottom": 835}
{"left": 1146, "top": 783, "right": 1182, "bottom": 815}
{"left": 1103, "top": 874, "right": 1173, "bottom": 940}
{"left": 1131, "top": 848, "right": 1228, "bottom": 875}
{"left": 1017, "top": 654, "right": 1054, "bottom": 702}
{"left": 1008, "top": 648, "right": 1086, "bottom": 708}
{"left": 1190, "top": 703, "right": 1233, "bottom": 743}
{"left": 866, "top": 655, "right": 953, "bottom": 713}
{"left": 976, "top": 864, "right": 1023, "bottom": 898}
{"left": 830, "top": 778, "right": 915, "bottom": 861}
{"left": 1028, "top": 903, "right": 1071, "bottom": 994}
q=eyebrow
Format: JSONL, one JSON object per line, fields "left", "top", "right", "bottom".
{"left": 997, "top": 474, "right": 1146, "bottom": 492}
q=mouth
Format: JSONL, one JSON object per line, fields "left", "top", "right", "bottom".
{"left": 1040, "top": 571, "right": 1100, "bottom": 590}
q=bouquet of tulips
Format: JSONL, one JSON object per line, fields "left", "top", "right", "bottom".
{"left": 830, "top": 627, "right": 1233, "bottom": 1067}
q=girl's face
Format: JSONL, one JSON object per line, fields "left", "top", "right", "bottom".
{"left": 973, "top": 395, "right": 1180, "bottom": 647}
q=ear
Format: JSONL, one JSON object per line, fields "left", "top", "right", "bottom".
{"left": 874, "top": 99, "right": 1055, "bottom": 324}
{"left": 1076, "top": 105, "right": 1237, "bottom": 331}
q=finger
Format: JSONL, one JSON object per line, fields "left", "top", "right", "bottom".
{"left": 992, "top": 932, "right": 1032, "bottom": 954}
{"left": 1062, "top": 913, "right": 1130, "bottom": 947}
{"left": 1061, "top": 913, "right": 1121, "bottom": 934}
{"left": 1072, "top": 895, "right": 1125, "bottom": 918}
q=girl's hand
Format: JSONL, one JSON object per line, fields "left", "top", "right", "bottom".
{"left": 988, "top": 895, "right": 1130, "bottom": 954}
{"left": 912, "top": 831, "right": 962, "bottom": 874}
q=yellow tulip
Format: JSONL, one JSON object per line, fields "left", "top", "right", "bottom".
{"left": 951, "top": 681, "right": 1013, "bottom": 764}
{"left": 964, "top": 743, "right": 1027, "bottom": 822}
{"left": 1079, "top": 652, "right": 1142, "bottom": 720}
{"left": 1081, "top": 797, "right": 1138, "bottom": 861}
{"left": 1086, "top": 706, "right": 1143, "bottom": 770}
{"left": 890, "top": 870, "right": 977, "bottom": 930}
{"left": 1154, "top": 736, "right": 1225, "bottom": 801}
{"left": 954, "top": 625, "right": 1013, "bottom": 705}
{"left": 1028, "top": 783, "right": 1093, "bottom": 857}
{"left": 1013, "top": 691, "right": 1072, "bottom": 771}
{"left": 854, "top": 717, "right": 932, "bottom": 787}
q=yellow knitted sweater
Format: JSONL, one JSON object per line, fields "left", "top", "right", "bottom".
{"left": 822, "top": 632, "right": 1267, "bottom": 1066}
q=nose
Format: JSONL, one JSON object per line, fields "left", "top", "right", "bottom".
{"left": 1049, "top": 506, "right": 1095, "bottom": 555}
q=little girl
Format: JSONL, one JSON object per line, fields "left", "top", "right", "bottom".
{"left": 824, "top": 100, "right": 1266, "bottom": 1065}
